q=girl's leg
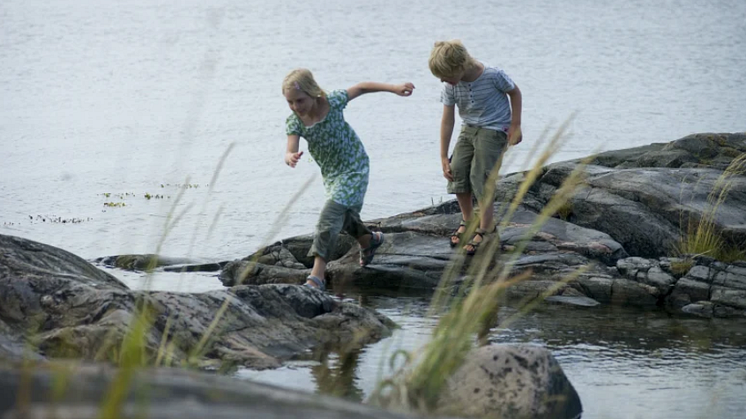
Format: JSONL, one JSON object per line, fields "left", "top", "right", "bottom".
{"left": 308, "top": 256, "right": 327, "bottom": 285}
{"left": 307, "top": 200, "right": 347, "bottom": 288}
{"left": 343, "top": 205, "right": 383, "bottom": 266}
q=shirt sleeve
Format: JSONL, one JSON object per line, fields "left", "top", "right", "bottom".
{"left": 492, "top": 68, "right": 515, "bottom": 92}
{"left": 328, "top": 89, "right": 349, "bottom": 110}
{"left": 440, "top": 84, "right": 456, "bottom": 106}
{"left": 285, "top": 114, "right": 302, "bottom": 136}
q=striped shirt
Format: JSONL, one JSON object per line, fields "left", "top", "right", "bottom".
{"left": 441, "top": 63, "right": 515, "bottom": 132}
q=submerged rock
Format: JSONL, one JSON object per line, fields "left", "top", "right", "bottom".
{"left": 0, "top": 234, "right": 394, "bottom": 367}
{"left": 95, "top": 254, "right": 229, "bottom": 273}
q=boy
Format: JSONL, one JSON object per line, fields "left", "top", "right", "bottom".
{"left": 429, "top": 40, "right": 522, "bottom": 255}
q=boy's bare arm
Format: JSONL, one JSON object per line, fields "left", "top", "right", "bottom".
{"left": 507, "top": 84, "right": 523, "bottom": 145}
{"left": 440, "top": 105, "right": 456, "bottom": 181}
{"left": 347, "top": 82, "right": 415, "bottom": 101}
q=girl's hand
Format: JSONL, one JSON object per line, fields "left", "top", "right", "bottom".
{"left": 396, "top": 83, "right": 415, "bottom": 97}
{"left": 285, "top": 151, "right": 303, "bottom": 168}
{"left": 441, "top": 156, "right": 454, "bottom": 181}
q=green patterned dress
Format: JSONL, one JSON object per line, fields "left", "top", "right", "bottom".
{"left": 285, "top": 89, "right": 370, "bottom": 207}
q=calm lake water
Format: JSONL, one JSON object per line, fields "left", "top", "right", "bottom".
{"left": 237, "top": 290, "right": 746, "bottom": 419}
{"left": 2, "top": 0, "right": 746, "bottom": 417}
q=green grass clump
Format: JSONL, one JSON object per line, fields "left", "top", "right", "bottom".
{"left": 679, "top": 154, "right": 746, "bottom": 263}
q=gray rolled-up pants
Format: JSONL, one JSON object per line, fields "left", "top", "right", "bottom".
{"left": 309, "top": 200, "right": 371, "bottom": 260}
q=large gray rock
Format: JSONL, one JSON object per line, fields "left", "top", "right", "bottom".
{"left": 497, "top": 165, "right": 746, "bottom": 258}
{"left": 494, "top": 133, "right": 746, "bottom": 258}
{"left": 436, "top": 344, "right": 582, "bottom": 419}
{"left": 592, "top": 133, "right": 746, "bottom": 170}
{"left": 0, "top": 234, "right": 394, "bottom": 368}
{"left": 0, "top": 361, "right": 452, "bottom": 419}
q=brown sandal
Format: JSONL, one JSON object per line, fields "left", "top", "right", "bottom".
{"left": 465, "top": 227, "right": 496, "bottom": 256}
{"left": 450, "top": 219, "right": 469, "bottom": 248}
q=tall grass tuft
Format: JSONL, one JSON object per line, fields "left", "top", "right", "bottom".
{"left": 679, "top": 154, "right": 746, "bottom": 263}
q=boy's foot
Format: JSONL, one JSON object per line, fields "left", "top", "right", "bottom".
{"left": 450, "top": 219, "right": 469, "bottom": 248}
{"left": 360, "top": 231, "right": 384, "bottom": 267}
{"left": 304, "top": 275, "right": 325, "bottom": 291}
{"left": 464, "top": 227, "right": 496, "bottom": 256}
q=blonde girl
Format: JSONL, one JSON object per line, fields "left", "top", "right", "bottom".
{"left": 282, "top": 68, "right": 414, "bottom": 290}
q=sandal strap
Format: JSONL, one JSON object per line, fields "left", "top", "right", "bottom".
{"left": 305, "top": 275, "right": 325, "bottom": 290}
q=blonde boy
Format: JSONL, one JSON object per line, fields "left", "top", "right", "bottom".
{"left": 429, "top": 40, "right": 523, "bottom": 255}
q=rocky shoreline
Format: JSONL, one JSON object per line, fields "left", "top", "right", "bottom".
{"left": 2, "top": 132, "right": 745, "bottom": 418}
{"left": 215, "top": 133, "right": 746, "bottom": 319}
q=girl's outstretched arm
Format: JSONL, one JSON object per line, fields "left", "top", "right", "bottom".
{"left": 347, "top": 82, "right": 415, "bottom": 101}
{"left": 285, "top": 134, "right": 303, "bottom": 168}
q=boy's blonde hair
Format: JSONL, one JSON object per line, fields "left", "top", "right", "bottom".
{"left": 282, "top": 68, "right": 326, "bottom": 98}
{"left": 428, "top": 40, "right": 477, "bottom": 78}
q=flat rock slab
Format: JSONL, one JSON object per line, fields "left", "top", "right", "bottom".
{"left": 0, "top": 362, "right": 457, "bottom": 419}
{"left": 1, "top": 234, "right": 394, "bottom": 367}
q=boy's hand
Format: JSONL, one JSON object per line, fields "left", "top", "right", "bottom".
{"left": 508, "top": 124, "right": 522, "bottom": 146}
{"left": 395, "top": 83, "right": 415, "bottom": 97}
{"left": 285, "top": 151, "right": 303, "bottom": 168}
{"left": 441, "top": 157, "right": 454, "bottom": 181}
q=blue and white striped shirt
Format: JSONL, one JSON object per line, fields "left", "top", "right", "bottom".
{"left": 441, "top": 63, "right": 515, "bottom": 132}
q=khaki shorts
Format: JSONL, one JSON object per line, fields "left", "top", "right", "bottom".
{"left": 447, "top": 125, "right": 508, "bottom": 201}
{"left": 309, "top": 200, "right": 371, "bottom": 260}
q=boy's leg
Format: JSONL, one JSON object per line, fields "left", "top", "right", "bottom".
{"left": 307, "top": 200, "right": 347, "bottom": 286}
{"left": 456, "top": 192, "right": 474, "bottom": 221}
{"left": 448, "top": 127, "right": 478, "bottom": 243}
{"left": 467, "top": 129, "right": 508, "bottom": 249}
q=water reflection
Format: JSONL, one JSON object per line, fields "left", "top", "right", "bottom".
{"left": 311, "top": 349, "right": 364, "bottom": 402}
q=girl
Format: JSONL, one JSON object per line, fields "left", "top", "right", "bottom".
{"left": 282, "top": 68, "right": 414, "bottom": 290}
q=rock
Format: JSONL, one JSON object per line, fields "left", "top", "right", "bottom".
{"left": 681, "top": 301, "right": 715, "bottom": 318}
{"left": 0, "top": 361, "right": 443, "bottom": 419}
{"left": 327, "top": 231, "right": 454, "bottom": 290}
{"left": 681, "top": 301, "right": 746, "bottom": 319}
{"left": 571, "top": 276, "right": 612, "bottom": 302}
{"left": 0, "top": 319, "right": 45, "bottom": 362}
{"left": 616, "top": 257, "right": 653, "bottom": 279}
{"left": 710, "top": 287, "right": 746, "bottom": 310}
{"left": 436, "top": 344, "right": 582, "bottom": 419}
{"left": 95, "top": 254, "right": 202, "bottom": 271}
{"left": 219, "top": 260, "right": 310, "bottom": 286}
{"left": 639, "top": 266, "right": 676, "bottom": 294}
{"left": 713, "top": 265, "right": 746, "bottom": 290}
{"left": 587, "top": 143, "right": 666, "bottom": 168}
{"left": 493, "top": 133, "right": 746, "bottom": 259}
{"left": 610, "top": 278, "right": 660, "bottom": 306}
{"left": 544, "top": 295, "right": 601, "bottom": 307}
{"left": 0, "top": 234, "right": 394, "bottom": 367}
{"left": 668, "top": 278, "right": 711, "bottom": 309}
{"left": 500, "top": 205, "right": 628, "bottom": 266}
{"left": 162, "top": 261, "right": 228, "bottom": 273}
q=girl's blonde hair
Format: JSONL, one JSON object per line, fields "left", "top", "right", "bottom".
{"left": 428, "top": 40, "right": 477, "bottom": 78}
{"left": 282, "top": 68, "right": 326, "bottom": 98}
